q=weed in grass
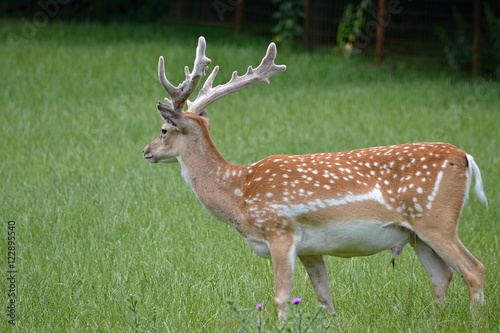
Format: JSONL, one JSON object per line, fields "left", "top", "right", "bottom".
{"left": 225, "top": 299, "right": 260, "bottom": 333}
{"left": 226, "top": 298, "right": 336, "bottom": 333}
{"left": 125, "top": 293, "right": 158, "bottom": 333}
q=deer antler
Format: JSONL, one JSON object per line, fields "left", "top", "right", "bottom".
{"left": 157, "top": 37, "right": 286, "bottom": 116}
{"left": 158, "top": 36, "right": 211, "bottom": 113}
{"left": 186, "top": 42, "right": 286, "bottom": 115}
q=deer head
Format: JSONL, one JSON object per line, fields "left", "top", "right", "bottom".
{"left": 143, "top": 36, "right": 286, "bottom": 164}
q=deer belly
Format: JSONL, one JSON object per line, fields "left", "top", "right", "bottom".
{"left": 297, "top": 221, "right": 411, "bottom": 257}
{"left": 245, "top": 236, "right": 272, "bottom": 258}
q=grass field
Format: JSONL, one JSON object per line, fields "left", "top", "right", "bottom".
{"left": 1, "top": 20, "right": 499, "bottom": 332}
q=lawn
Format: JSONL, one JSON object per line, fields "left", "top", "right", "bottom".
{"left": 1, "top": 20, "right": 499, "bottom": 332}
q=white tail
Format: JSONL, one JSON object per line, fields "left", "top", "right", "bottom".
{"left": 143, "top": 37, "right": 487, "bottom": 318}
{"left": 466, "top": 154, "right": 488, "bottom": 207}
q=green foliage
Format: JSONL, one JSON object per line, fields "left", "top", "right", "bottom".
{"left": 336, "top": 0, "right": 374, "bottom": 57}
{"left": 435, "top": 8, "right": 472, "bottom": 75}
{"left": 1, "top": 20, "right": 499, "bottom": 332}
{"left": 272, "top": 0, "right": 305, "bottom": 44}
{"left": 484, "top": 3, "right": 500, "bottom": 50}
{"left": 1, "top": 0, "right": 170, "bottom": 22}
{"left": 436, "top": 5, "right": 500, "bottom": 78}
{"left": 484, "top": 3, "right": 500, "bottom": 77}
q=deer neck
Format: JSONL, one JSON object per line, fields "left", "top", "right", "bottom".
{"left": 176, "top": 119, "right": 246, "bottom": 228}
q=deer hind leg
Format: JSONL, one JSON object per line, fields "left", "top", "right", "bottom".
{"left": 269, "top": 236, "right": 297, "bottom": 319}
{"left": 299, "top": 255, "right": 336, "bottom": 314}
{"left": 413, "top": 236, "right": 454, "bottom": 305}
{"left": 415, "top": 228, "right": 485, "bottom": 308}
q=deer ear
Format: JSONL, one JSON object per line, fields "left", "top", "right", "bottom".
{"left": 156, "top": 101, "right": 179, "bottom": 121}
{"left": 156, "top": 101, "right": 186, "bottom": 131}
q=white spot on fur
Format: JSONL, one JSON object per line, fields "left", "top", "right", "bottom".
{"left": 414, "top": 203, "right": 423, "bottom": 212}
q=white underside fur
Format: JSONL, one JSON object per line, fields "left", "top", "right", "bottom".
{"left": 246, "top": 220, "right": 411, "bottom": 258}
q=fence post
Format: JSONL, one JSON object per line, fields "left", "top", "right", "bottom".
{"left": 375, "top": 0, "right": 387, "bottom": 64}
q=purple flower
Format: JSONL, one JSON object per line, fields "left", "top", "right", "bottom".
{"left": 256, "top": 303, "right": 263, "bottom": 309}
{"left": 291, "top": 297, "right": 302, "bottom": 305}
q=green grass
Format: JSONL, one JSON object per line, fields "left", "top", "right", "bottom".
{"left": 1, "top": 20, "right": 499, "bottom": 332}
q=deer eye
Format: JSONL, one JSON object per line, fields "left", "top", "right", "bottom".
{"left": 161, "top": 128, "right": 167, "bottom": 135}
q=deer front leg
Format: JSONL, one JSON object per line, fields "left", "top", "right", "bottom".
{"left": 299, "top": 255, "right": 336, "bottom": 314}
{"left": 269, "top": 236, "right": 297, "bottom": 319}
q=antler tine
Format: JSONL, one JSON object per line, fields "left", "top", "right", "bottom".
{"left": 187, "top": 42, "right": 286, "bottom": 115}
{"left": 191, "top": 36, "right": 211, "bottom": 79}
{"left": 254, "top": 42, "right": 287, "bottom": 84}
{"left": 157, "top": 36, "right": 212, "bottom": 113}
{"left": 158, "top": 56, "right": 176, "bottom": 111}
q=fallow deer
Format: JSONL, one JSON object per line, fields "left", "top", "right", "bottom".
{"left": 142, "top": 37, "right": 487, "bottom": 318}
